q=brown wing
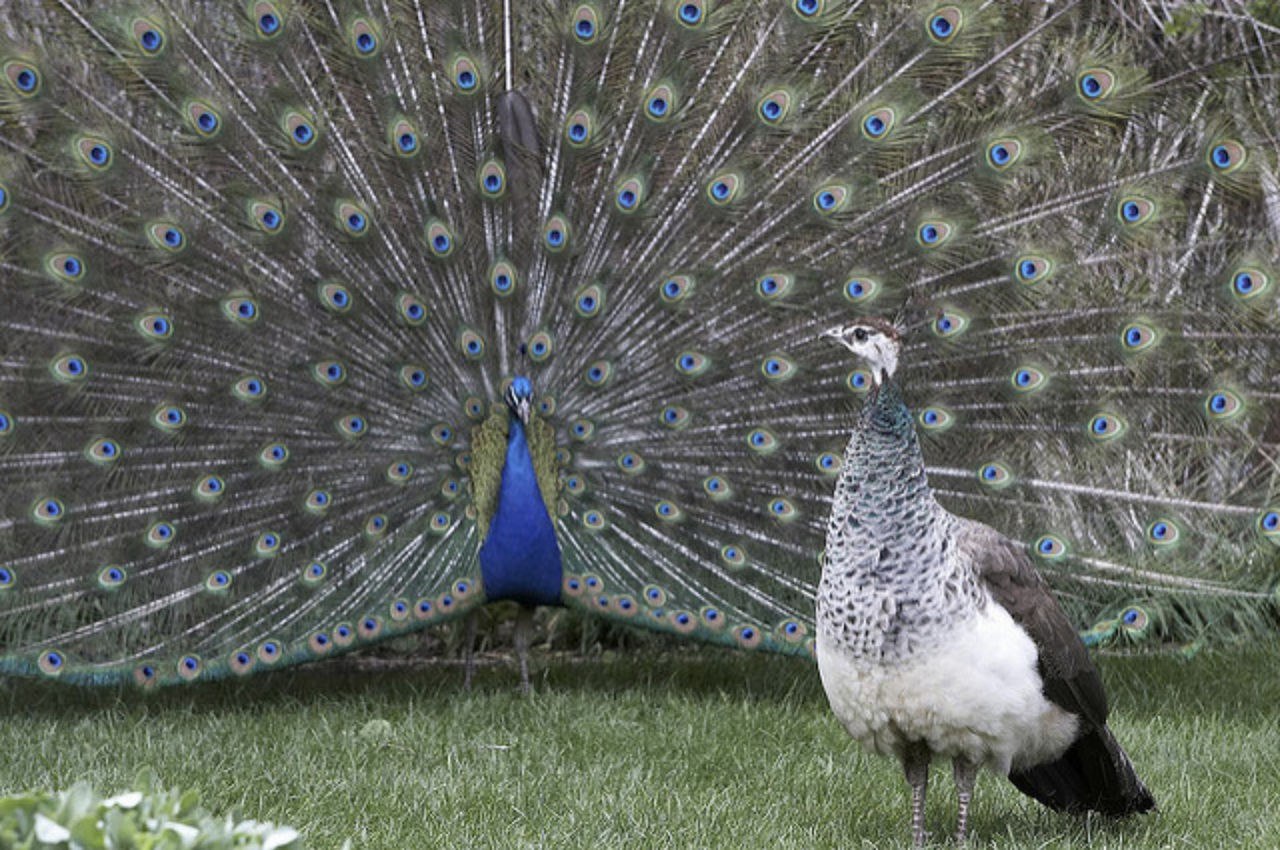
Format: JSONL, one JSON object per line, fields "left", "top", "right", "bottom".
{"left": 956, "top": 518, "right": 1109, "bottom": 729}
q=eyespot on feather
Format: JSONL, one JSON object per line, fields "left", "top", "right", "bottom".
{"left": 1013, "top": 255, "right": 1054, "bottom": 285}
{"left": 250, "top": 1, "right": 285, "bottom": 39}
{"left": 85, "top": 437, "right": 122, "bottom": 466}
{"left": 543, "top": 215, "right": 571, "bottom": 252}
{"left": 1206, "top": 140, "right": 1246, "bottom": 174}
{"left": 1204, "top": 389, "right": 1244, "bottom": 421}
{"left": 186, "top": 100, "right": 223, "bottom": 139}
{"left": 757, "top": 88, "right": 794, "bottom": 125}
{"left": 1087, "top": 412, "right": 1127, "bottom": 441}
{"left": 334, "top": 201, "right": 370, "bottom": 237}
{"left": 193, "top": 474, "right": 226, "bottom": 503}
{"left": 746, "top": 427, "right": 779, "bottom": 455}
{"left": 281, "top": 109, "right": 318, "bottom": 150}
{"left": 247, "top": 200, "right": 285, "bottom": 234}
{"left": 1033, "top": 534, "right": 1067, "bottom": 559}
{"left": 1116, "top": 195, "right": 1155, "bottom": 226}
{"left": 842, "top": 276, "right": 881, "bottom": 303}
{"left": 1145, "top": 519, "right": 1181, "bottom": 546}
{"left": 222, "top": 294, "right": 259, "bottom": 323}
{"left": 574, "top": 283, "right": 605, "bottom": 317}
{"left": 450, "top": 55, "right": 482, "bottom": 93}
{"left": 152, "top": 404, "right": 187, "bottom": 433}
{"left": 918, "top": 406, "right": 956, "bottom": 429}
{"left": 583, "top": 359, "right": 614, "bottom": 387}
{"left": 146, "top": 222, "right": 187, "bottom": 254}
{"left": 478, "top": 160, "right": 507, "bottom": 199}
{"left": 4, "top": 60, "right": 42, "bottom": 98}
{"left": 675, "top": 351, "right": 710, "bottom": 377}
{"left": 570, "top": 5, "right": 602, "bottom": 43}
{"left": 756, "top": 272, "right": 796, "bottom": 301}
{"left": 644, "top": 82, "right": 678, "bottom": 122}
{"left": 861, "top": 107, "right": 895, "bottom": 140}
{"left": 659, "top": 274, "right": 695, "bottom": 304}
{"left": 931, "top": 310, "right": 968, "bottom": 339}
{"left": 1009, "top": 367, "right": 1047, "bottom": 394}
{"left": 348, "top": 18, "right": 380, "bottom": 57}
{"left": 490, "top": 260, "right": 518, "bottom": 297}
{"left": 706, "top": 172, "right": 743, "bottom": 206}
{"left": 50, "top": 352, "right": 90, "bottom": 383}
{"left": 389, "top": 118, "right": 420, "bottom": 157}
{"left": 565, "top": 108, "right": 597, "bottom": 147}
{"left": 1228, "top": 266, "right": 1271, "bottom": 302}
{"left": 425, "top": 219, "right": 457, "bottom": 258}
{"left": 721, "top": 544, "right": 747, "bottom": 569}
{"left": 977, "top": 461, "right": 1012, "bottom": 488}
{"left": 984, "top": 138, "right": 1023, "bottom": 171}
{"left": 792, "top": 0, "right": 826, "bottom": 20}
{"left": 45, "top": 252, "right": 87, "bottom": 286}
{"left": 74, "top": 135, "right": 114, "bottom": 173}
{"left": 916, "top": 220, "right": 954, "bottom": 248}
{"left": 1076, "top": 68, "right": 1116, "bottom": 102}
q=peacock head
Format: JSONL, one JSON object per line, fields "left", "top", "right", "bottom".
{"left": 822, "top": 317, "right": 901, "bottom": 385}
{"left": 505, "top": 375, "right": 534, "bottom": 425}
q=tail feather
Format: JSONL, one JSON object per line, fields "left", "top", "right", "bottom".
{"left": 1010, "top": 724, "right": 1156, "bottom": 817}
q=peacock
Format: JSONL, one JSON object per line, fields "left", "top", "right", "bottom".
{"left": 0, "top": 0, "right": 1277, "bottom": 690}
{"left": 818, "top": 317, "right": 1154, "bottom": 846}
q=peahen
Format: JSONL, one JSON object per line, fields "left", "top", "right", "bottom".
{"left": 818, "top": 317, "right": 1154, "bottom": 846}
{"left": 0, "top": 1, "right": 1277, "bottom": 689}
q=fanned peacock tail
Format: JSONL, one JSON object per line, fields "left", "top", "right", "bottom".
{"left": 0, "top": 0, "right": 1277, "bottom": 686}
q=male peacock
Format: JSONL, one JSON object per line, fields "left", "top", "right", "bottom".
{"left": 0, "top": 1, "right": 1277, "bottom": 689}
{"left": 471, "top": 375, "right": 562, "bottom": 691}
{"left": 819, "top": 318, "right": 1155, "bottom": 846}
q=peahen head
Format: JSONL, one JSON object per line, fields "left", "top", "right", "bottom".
{"left": 822, "top": 318, "right": 902, "bottom": 386}
{"left": 505, "top": 375, "right": 534, "bottom": 425}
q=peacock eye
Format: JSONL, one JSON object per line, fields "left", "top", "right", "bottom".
{"left": 853, "top": 328, "right": 867, "bottom": 341}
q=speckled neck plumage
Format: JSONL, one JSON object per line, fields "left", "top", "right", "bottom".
{"left": 818, "top": 381, "right": 984, "bottom": 664}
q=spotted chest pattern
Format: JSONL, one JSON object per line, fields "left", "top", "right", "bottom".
{"left": 819, "top": 382, "right": 985, "bottom": 664}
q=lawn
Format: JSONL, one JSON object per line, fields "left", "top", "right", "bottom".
{"left": 1, "top": 642, "right": 1278, "bottom": 849}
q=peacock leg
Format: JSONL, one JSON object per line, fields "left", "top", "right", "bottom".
{"left": 462, "top": 611, "right": 477, "bottom": 691}
{"left": 903, "top": 741, "right": 931, "bottom": 848}
{"left": 514, "top": 604, "right": 534, "bottom": 695}
{"left": 953, "top": 755, "right": 978, "bottom": 843}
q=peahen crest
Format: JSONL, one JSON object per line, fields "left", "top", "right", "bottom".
{"left": 0, "top": 1, "right": 1277, "bottom": 686}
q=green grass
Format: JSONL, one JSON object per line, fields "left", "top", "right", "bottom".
{"left": 2, "top": 643, "right": 1278, "bottom": 849}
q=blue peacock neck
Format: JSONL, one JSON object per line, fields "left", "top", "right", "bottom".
{"left": 477, "top": 413, "right": 565, "bottom": 607}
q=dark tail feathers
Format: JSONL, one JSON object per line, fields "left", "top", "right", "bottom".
{"left": 1009, "top": 724, "right": 1156, "bottom": 816}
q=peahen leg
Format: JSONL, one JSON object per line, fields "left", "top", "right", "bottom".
{"left": 462, "top": 611, "right": 477, "bottom": 692}
{"left": 903, "top": 741, "right": 932, "bottom": 848}
{"left": 514, "top": 605, "right": 535, "bottom": 695}
{"left": 953, "top": 756, "right": 979, "bottom": 843}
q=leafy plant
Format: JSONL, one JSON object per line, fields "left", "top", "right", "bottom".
{"left": 0, "top": 769, "right": 303, "bottom": 849}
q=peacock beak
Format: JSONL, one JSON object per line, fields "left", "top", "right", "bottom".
{"left": 820, "top": 326, "right": 843, "bottom": 344}
{"left": 514, "top": 397, "right": 532, "bottom": 426}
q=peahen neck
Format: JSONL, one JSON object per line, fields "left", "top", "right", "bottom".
{"left": 839, "top": 380, "right": 939, "bottom": 533}
{"left": 820, "top": 378, "right": 978, "bottom": 661}
{"left": 478, "top": 416, "right": 564, "bottom": 607}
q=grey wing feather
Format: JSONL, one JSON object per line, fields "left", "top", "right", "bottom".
{"left": 957, "top": 519, "right": 1109, "bottom": 729}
